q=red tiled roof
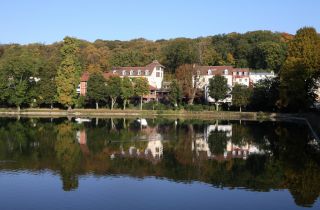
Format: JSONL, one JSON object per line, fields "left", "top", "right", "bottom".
{"left": 149, "top": 85, "right": 157, "bottom": 91}
{"left": 80, "top": 72, "right": 117, "bottom": 82}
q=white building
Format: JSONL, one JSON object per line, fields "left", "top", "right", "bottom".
{"left": 249, "top": 71, "right": 276, "bottom": 84}
{"left": 78, "top": 60, "right": 165, "bottom": 97}
{"left": 197, "top": 66, "right": 250, "bottom": 103}
{"left": 111, "top": 60, "right": 165, "bottom": 89}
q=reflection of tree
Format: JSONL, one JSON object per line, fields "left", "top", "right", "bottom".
{"left": 55, "top": 122, "right": 81, "bottom": 191}
{"left": 286, "top": 161, "right": 320, "bottom": 207}
{"left": 208, "top": 129, "right": 228, "bottom": 155}
{"left": 231, "top": 123, "right": 252, "bottom": 146}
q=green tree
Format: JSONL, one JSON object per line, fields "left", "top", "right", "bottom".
{"left": 168, "top": 79, "right": 183, "bottom": 107}
{"left": 56, "top": 37, "right": 82, "bottom": 110}
{"left": 106, "top": 76, "right": 122, "bottom": 110}
{"left": 208, "top": 75, "right": 229, "bottom": 111}
{"left": 0, "top": 45, "right": 41, "bottom": 110}
{"left": 163, "top": 39, "right": 198, "bottom": 73}
{"left": 121, "top": 77, "right": 134, "bottom": 110}
{"left": 279, "top": 27, "right": 320, "bottom": 111}
{"left": 232, "top": 84, "right": 252, "bottom": 112}
{"left": 86, "top": 72, "right": 107, "bottom": 109}
{"left": 134, "top": 77, "right": 149, "bottom": 110}
{"left": 250, "top": 77, "right": 279, "bottom": 111}
{"left": 252, "top": 41, "right": 287, "bottom": 72}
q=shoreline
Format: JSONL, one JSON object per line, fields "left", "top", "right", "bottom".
{"left": 0, "top": 108, "right": 263, "bottom": 120}
{"left": 0, "top": 108, "right": 318, "bottom": 140}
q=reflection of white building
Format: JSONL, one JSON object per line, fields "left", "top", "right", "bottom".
{"left": 225, "top": 141, "right": 263, "bottom": 159}
{"left": 192, "top": 124, "right": 264, "bottom": 160}
{"left": 145, "top": 140, "right": 163, "bottom": 159}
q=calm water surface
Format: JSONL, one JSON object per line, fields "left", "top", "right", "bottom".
{"left": 0, "top": 117, "right": 319, "bottom": 210}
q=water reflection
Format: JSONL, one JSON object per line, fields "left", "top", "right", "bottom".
{"left": 0, "top": 117, "right": 319, "bottom": 207}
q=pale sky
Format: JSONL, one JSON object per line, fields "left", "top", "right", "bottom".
{"left": 1, "top": 0, "right": 319, "bottom": 44}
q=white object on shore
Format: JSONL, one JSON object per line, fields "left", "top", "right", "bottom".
{"left": 75, "top": 118, "right": 91, "bottom": 123}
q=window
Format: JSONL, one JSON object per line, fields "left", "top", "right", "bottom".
{"left": 239, "top": 79, "right": 242, "bottom": 82}
{"left": 244, "top": 72, "right": 248, "bottom": 76}
{"left": 156, "top": 72, "right": 160, "bottom": 77}
{"left": 208, "top": 69, "right": 212, "bottom": 75}
{"left": 138, "top": 70, "right": 141, "bottom": 75}
{"left": 113, "top": 70, "right": 116, "bottom": 74}
{"left": 130, "top": 70, "right": 134, "bottom": 75}
{"left": 224, "top": 69, "right": 228, "bottom": 75}
{"left": 122, "top": 70, "right": 126, "bottom": 76}
{"left": 197, "top": 70, "right": 200, "bottom": 75}
{"left": 145, "top": 70, "right": 149, "bottom": 76}
{"left": 156, "top": 66, "right": 161, "bottom": 70}
{"left": 233, "top": 72, "right": 236, "bottom": 76}
{"left": 238, "top": 72, "right": 242, "bottom": 76}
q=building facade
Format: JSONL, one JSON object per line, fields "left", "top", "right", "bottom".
{"left": 197, "top": 66, "right": 250, "bottom": 103}
{"left": 78, "top": 60, "right": 165, "bottom": 100}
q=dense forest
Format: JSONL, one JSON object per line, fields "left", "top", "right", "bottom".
{"left": 0, "top": 27, "right": 319, "bottom": 111}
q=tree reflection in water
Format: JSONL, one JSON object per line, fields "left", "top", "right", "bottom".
{"left": 0, "top": 117, "right": 319, "bottom": 207}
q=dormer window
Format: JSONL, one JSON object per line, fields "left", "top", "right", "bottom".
{"left": 156, "top": 66, "right": 161, "bottom": 70}
{"left": 113, "top": 70, "right": 117, "bottom": 74}
{"left": 122, "top": 70, "right": 126, "bottom": 76}
{"left": 208, "top": 69, "right": 212, "bottom": 75}
{"left": 145, "top": 70, "right": 149, "bottom": 76}
{"left": 130, "top": 70, "right": 134, "bottom": 75}
{"left": 138, "top": 70, "right": 141, "bottom": 75}
{"left": 224, "top": 69, "right": 228, "bottom": 75}
{"left": 197, "top": 70, "right": 200, "bottom": 75}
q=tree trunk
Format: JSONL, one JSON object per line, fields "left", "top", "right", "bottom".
{"left": 50, "top": 103, "right": 53, "bottom": 109}
{"left": 140, "top": 96, "right": 143, "bottom": 110}
{"left": 240, "top": 106, "right": 242, "bottom": 112}
{"left": 123, "top": 99, "right": 127, "bottom": 110}
{"left": 95, "top": 102, "right": 99, "bottom": 110}
{"left": 68, "top": 105, "right": 72, "bottom": 111}
{"left": 17, "top": 105, "right": 20, "bottom": 112}
{"left": 111, "top": 98, "right": 114, "bottom": 110}
{"left": 187, "top": 97, "right": 194, "bottom": 105}
{"left": 215, "top": 103, "right": 219, "bottom": 111}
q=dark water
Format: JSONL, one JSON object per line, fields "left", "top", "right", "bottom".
{"left": 0, "top": 117, "right": 319, "bottom": 210}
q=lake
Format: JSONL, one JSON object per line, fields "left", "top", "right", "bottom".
{"left": 0, "top": 117, "right": 319, "bottom": 210}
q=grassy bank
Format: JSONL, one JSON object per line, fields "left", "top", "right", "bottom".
{"left": 0, "top": 108, "right": 263, "bottom": 120}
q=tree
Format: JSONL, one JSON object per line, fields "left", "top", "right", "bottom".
{"left": 232, "top": 84, "right": 252, "bottom": 112}
{"left": 252, "top": 41, "right": 287, "bottom": 72}
{"left": 134, "top": 77, "right": 149, "bottom": 110}
{"left": 86, "top": 72, "right": 107, "bottom": 109}
{"left": 106, "top": 76, "right": 122, "bottom": 110}
{"left": 279, "top": 27, "right": 320, "bottom": 111}
{"left": 208, "top": 75, "right": 229, "bottom": 111}
{"left": 168, "top": 79, "right": 183, "bottom": 107}
{"left": 163, "top": 39, "right": 198, "bottom": 73}
{"left": 287, "top": 27, "right": 320, "bottom": 76}
{"left": 250, "top": 77, "right": 279, "bottom": 111}
{"left": 56, "top": 37, "right": 82, "bottom": 110}
{"left": 176, "top": 64, "right": 201, "bottom": 105}
{"left": 0, "top": 45, "right": 41, "bottom": 110}
{"left": 36, "top": 58, "right": 58, "bottom": 108}
{"left": 121, "top": 77, "right": 134, "bottom": 110}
